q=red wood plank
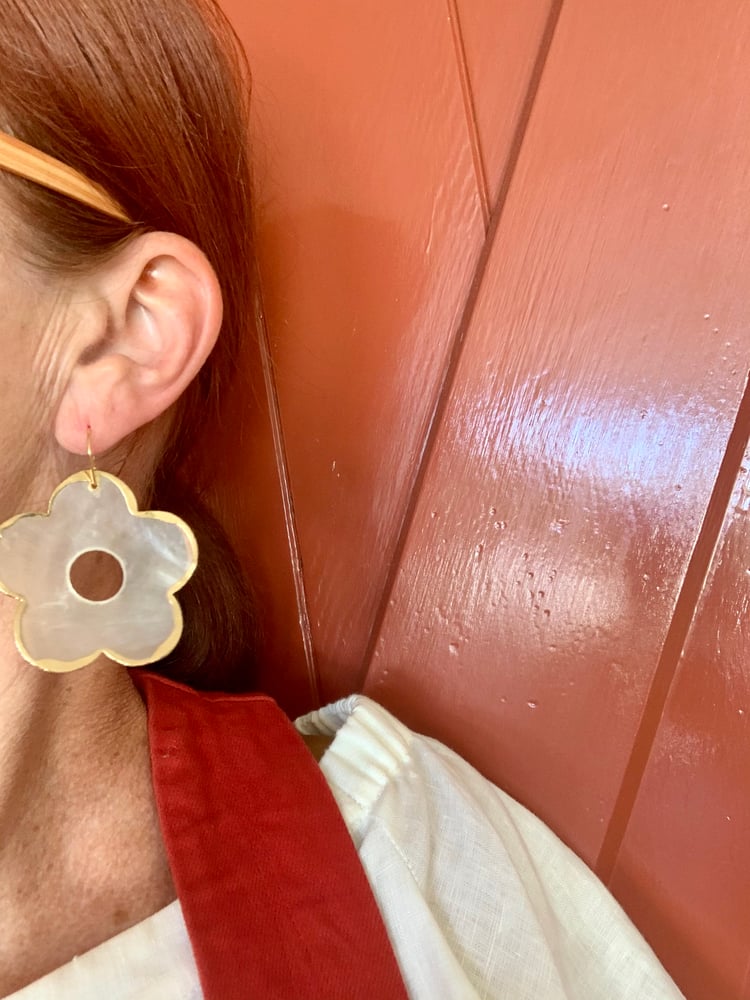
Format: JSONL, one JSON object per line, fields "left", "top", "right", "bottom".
{"left": 213, "top": 1, "right": 559, "bottom": 707}
{"left": 222, "top": 0, "right": 488, "bottom": 702}
{"left": 197, "top": 328, "right": 317, "bottom": 717}
{"left": 453, "top": 0, "right": 554, "bottom": 212}
{"left": 609, "top": 434, "right": 750, "bottom": 999}
{"left": 365, "top": 0, "right": 750, "bottom": 870}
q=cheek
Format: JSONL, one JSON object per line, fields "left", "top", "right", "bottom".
{"left": 0, "top": 314, "right": 55, "bottom": 420}
{"left": 0, "top": 417, "right": 46, "bottom": 522}
{"left": 0, "top": 294, "right": 67, "bottom": 517}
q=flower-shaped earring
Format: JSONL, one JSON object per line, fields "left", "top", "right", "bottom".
{"left": 0, "top": 448, "right": 197, "bottom": 672}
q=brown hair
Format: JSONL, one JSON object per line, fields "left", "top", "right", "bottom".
{"left": 0, "top": 0, "right": 259, "bottom": 689}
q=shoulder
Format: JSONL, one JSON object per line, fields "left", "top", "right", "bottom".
{"left": 297, "top": 694, "right": 538, "bottom": 844}
{"left": 298, "top": 696, "right": 684, "bottom": 1000}
{"left": 296, "top": 696, "right": 416, "bottom": 836}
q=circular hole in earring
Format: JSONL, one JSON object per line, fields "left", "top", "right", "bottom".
{"left": 69, "top": 550, "right": 125, "bottom": 602}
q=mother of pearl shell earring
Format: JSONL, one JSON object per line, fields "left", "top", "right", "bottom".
{"left": 0, "top": 430, "right": 197, "bottom": 671}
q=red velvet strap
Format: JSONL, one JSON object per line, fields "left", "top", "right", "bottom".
{"left": 135, "top": 672, "right": 409, "bottom": 1000}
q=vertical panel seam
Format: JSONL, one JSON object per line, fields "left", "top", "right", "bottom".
{"left": 445, "top": 0, "right": 491, "bottom": 228}
{"left": 255, "top": 284, "right": 321, "bottom": 708}
{"left": 741, "top": 947, "right": 750, "bottom": 1000}
{"left": 355, "top": 0, "right": 565, "bottom": 692}
{"left": 597, "top": 370, "right": 750, "bottom": 883}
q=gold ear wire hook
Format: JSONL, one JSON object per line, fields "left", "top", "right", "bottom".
{"left": 86, "top": 427, "right": 99, "bottom": 490}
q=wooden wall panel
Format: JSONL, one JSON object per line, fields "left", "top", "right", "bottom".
{"left": 224, "top": 0, "right": 483, "bottom": 703}
{"left": 454, "top": 0, "right": 554, "bottom": 213}
{"left": 609, "top": 437, "right": 750, "bottom": 999}
{"left": 200, "top": 347, "right": 317, "bottom": 716}
{"left": 206, "top": 1, "right": 750, "bottom": 993}
{"left": 365, "top": 0, "right": 750, "bottom": 873}
{"left": 220, "top": 1, "right": 549, "bottom": 704}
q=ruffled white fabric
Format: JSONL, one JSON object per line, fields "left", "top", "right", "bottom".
{"left": 296, "top": 695, "right": 684, "bottom": 1000}
{"left": 10, "top": 695, "right": 683, "bottom": 999}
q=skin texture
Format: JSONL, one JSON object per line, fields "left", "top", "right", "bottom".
{"left": 0, "top": 213, "right": 222, "bottom": 994}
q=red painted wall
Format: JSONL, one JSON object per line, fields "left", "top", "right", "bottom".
{"left": 214, "top": 2, "right": 750, "bottom": 996}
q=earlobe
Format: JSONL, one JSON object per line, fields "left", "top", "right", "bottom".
{"left": 54, "top": 233, "right": 223, "bottom": 456}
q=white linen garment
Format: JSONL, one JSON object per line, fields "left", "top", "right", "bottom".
{"left": 10, "top": 696, "right": 684, "bottom": 1000}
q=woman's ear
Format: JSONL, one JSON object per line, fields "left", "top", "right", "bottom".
{"left": 54, "top": 232, "right": 222, "bottom": 455}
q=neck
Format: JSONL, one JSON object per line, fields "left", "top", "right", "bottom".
{"left": 0, "top": 613, "right": 175, "bottom": 996}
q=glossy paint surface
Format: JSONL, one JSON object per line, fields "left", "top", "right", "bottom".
{"left": 220, "top": 0, "right": 557, "bottom": 704}
{"left": 454, "top": 0, "right": 554, "bottom": 212}
{"left": 367, "top": 0, "right": 750, "bottom": 873}
{"left": 215, "top": 1, "right": 750, "bottom": 995}
{"left": 229, "top": 0, "right": 486, "bottom": 700}
{"left": 610, "top": 439, "right": 750, "bottom": 999}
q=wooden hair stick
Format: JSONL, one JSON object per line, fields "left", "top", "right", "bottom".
{"left": 0, "top": 130, "right": 131, "bottom": 222}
